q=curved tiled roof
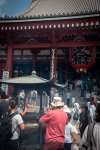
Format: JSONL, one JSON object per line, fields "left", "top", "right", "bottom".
{"left": 19, "top": 0, "right": 100, "bottom": 18}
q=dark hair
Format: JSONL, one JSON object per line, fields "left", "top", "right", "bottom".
{"left": 67, "top": 113, "right": 72, "bottom": 121}
{"left": 81, "top": 104, "right": 89, "bottom": 113}
{"left": 9, "top": 98, "right": 18, "bottom": 109}
{"left": 0, "top": 90, "right": 6, "bottom": 99}
{"left": 95, "top": 103, "right": 100, "bottom": 123}
{"left": 96, "top": 103, "right": 100, "bottom": 114}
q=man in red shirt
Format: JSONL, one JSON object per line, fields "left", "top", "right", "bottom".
{"left": 39, "top": 97, "right": 68, "bottom": 150}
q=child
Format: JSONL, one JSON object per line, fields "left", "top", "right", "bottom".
{"left": 64, "top": 114, "right": 77, "bottom": 150}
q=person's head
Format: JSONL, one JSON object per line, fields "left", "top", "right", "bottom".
{"left": 67, "top": 113, "right": 72, "bottom": 122}
{"left": 62, "top": 105, "right": 71, "bottom": 114}
{"left": 80, "top": 104, "right": 88, "bottom": 113}
{"left": 0, "top": 90, "right": 6, "bottom": 100}
{"left": 95, "top": 103, "right": 100, "bottom": 123}
{"left": 9, "top": 97, "right": 18, "bottom": 110}
{"left": 51, "top": 97, "right": 64, "bottom": 110}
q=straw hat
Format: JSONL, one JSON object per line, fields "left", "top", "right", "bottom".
{"left": 62, "top": 105, "right": 71, "bottom": 113}
{"left": 51, "top": 97, "right": 64, "bottom": 107}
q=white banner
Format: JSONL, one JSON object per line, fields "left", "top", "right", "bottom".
{"left": 2, "top": 71, "right": 9, "bottom": 94}
{"left": 50, "top": 48, "right": 55, "bottom": 80}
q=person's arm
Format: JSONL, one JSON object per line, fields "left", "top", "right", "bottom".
{"left": 70, "top": 131, "right": 76, "bottom": 142}
{"left": 17, "top": 114, "right": 25, "bottom": 131}
{"left": 19, "top": 122, "right": 25, "bottom": 130}
{"left": 79, "top": 126, "right": 88, "bottom": 149}
{"left": 20, "top": 107, "right": 28, "bottom": 116}
{"left": 39, "top": 112, "right": 50, "bottom": 123}
{"left": 39, "top": 117, "right": 43, "bottom": 123}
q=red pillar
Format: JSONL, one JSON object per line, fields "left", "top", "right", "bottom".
{"left": 6, "top": 44, "right": 13, "bottom": 78}
{"left": 65, "top": 49, "right": 69, "bottom": 81}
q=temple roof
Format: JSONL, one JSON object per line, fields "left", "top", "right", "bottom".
{"left": 19, "top": 0, "right": 100, "bottom": 19}
{"left": 0, "top": 0, "right": 100, "bottom": 21}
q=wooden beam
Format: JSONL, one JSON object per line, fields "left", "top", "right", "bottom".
{"left": 9, "top": 41, "right": 100, "bottom": 49}
{"left": 57, "top": 41, "right": 100, "bottom": 47}
{"left": 11, "top": 43, "right": 52, "bottom": 49}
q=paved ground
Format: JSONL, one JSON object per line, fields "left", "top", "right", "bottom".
{"left": 18, "top": 89, "right": 86, "bottom": 150}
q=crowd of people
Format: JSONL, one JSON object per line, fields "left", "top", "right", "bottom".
{"left": 39, "top": 96, "right": 100, "bottom": 150}
{"left": 0, "top": 76, "right": 100, "bottom": 150}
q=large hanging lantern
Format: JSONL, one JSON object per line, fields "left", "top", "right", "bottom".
{"left": 69, "top": 37, "right": 96, "bottom": 70}
{"left": 69, "top": 48, "right": 96, "bottom": 70}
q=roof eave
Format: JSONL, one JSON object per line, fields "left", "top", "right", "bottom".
{"left": 0, "top": 13, "right": 100, "bottom": 23}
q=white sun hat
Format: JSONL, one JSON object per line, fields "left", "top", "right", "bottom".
{"left": 51, "top": 97, "right": 64, "bottom": 107}
{"left": 62, "top": 105, "right": 71, "bottom": 113}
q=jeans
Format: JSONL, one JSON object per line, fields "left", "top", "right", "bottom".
{"left": 63, "top": 143, "right": 72, "bottom": 150}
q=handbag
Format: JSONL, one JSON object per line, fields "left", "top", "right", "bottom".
{"left": 72, "top": 143, "right": 79, "bottom": 150}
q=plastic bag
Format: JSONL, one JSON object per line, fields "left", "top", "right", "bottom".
{"left": 72, "top": 143, "right": 79, "bottom": 150}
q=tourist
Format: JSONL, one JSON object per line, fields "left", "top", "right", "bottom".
{"left": 4, "top": 98, "right": 25, "bottom": 150}
{"left": 78, "top": 104, "right": 91, "bottom": 138}
{"left": 19, "top": 90, "right": 25, "bottom": 106}
{"left": 39, "top": 96, "right": 68, "bottom": 150}
{"left": 63, "top": 114, "right": 77, "bottom": 150}
{"left": 66, "top": 91, "right": 71, "bottom": 107}
{"left": 71, "top": 96, "right": 76, "bottom": 108}
{"left": 79, "top": 103, "right": 100, "bottom": 150}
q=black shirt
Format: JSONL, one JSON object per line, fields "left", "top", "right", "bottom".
{"left": 0, "top": 100, "right": 9, "bottom": 118}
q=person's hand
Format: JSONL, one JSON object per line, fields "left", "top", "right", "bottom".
{"left": 26, "top": 104, "right": 29, "bottom": 108}
{"left": 73, "top": 139, "right": 76, "bottom": 144}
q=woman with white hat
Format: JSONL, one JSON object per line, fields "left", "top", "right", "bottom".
{"left": 62, "top": 105, "right": 71, "bottom": 114}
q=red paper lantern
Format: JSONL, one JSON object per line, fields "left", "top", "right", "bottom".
{"left": 69, "top": 47, "right": 96, "bottom": 70}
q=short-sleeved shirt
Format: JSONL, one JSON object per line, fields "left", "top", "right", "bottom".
{"left": 66, "top": 93, "right": 71, "bottom": 99}
{"left": 0, "top": 100, "right": 9, "bottom": 118}
{"left": 40, "top": 109, "right": 68, "bottom": 143}
{"left": 16, "top": 107, "right": 23, "bottom": 114}
{"left": 11, "top": 113, "right": 24, "bottom": 140}
{"left": 64, "top": 123, "right": 75, "bottom": 143}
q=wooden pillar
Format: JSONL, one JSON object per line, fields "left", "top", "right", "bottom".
{"left": 31, "top": 49, "right": 38, "bottom": 72}
{"left": 7, "top": 44, "right": 13, "bottom": 78}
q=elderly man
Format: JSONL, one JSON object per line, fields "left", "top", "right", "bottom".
{"left": 79, "top": 103, "right": 100, "bottom": 150}
{"left": 39, "top": 97, "right": 68, "bottom": 150}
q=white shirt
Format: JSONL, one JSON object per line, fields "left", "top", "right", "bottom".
{"left": 91, "top": 105, "right": 96, "bottom": 116}
{"left": 19, "top": 91, "right": 25, "bottom": 98}
{"left": 79, "top": 123, "right": 100, "bottom": 150}
{"left": 11, "top": 114, "right": 24, "bottom": 140}
{"left": 72, "top": 97, "right": 76, "bottom": 103}
{"left": 64, "top": 123, "right": 76, "bottom": 143}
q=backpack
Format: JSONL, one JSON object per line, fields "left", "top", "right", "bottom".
{"left": 73, "top": 111, "right": 79, "bottom": 121}
{"left": 0, "top": 112, "right": 19, "bottom": 145}
{"left": 80, "top": 122, "right": 96, "bottom": 150}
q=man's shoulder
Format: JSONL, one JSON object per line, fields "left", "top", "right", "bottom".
{"left": 0, "top": 100, "right": 8, "bottom": 106}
